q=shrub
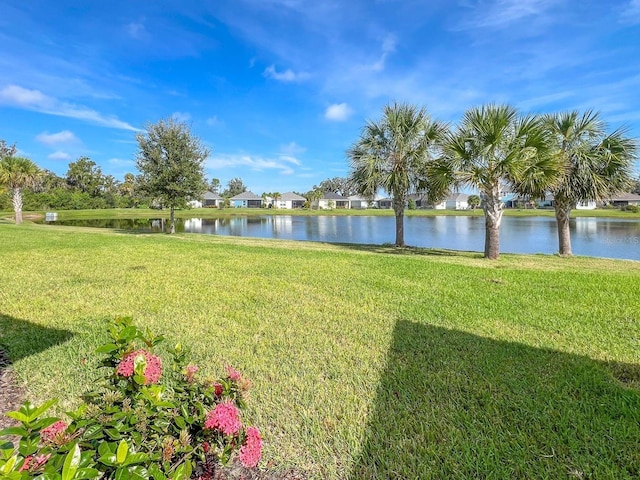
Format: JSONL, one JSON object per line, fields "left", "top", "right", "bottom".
{"left": 0, "top": 317, "right": 262, "bottom": 479}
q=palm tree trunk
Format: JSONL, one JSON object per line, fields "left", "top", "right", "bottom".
{"left": 12, "top": 187, "right": 23, "bottom": 225}
{"left": 169, "top": 205, "right": 176, "bottom": 234}
{"left": 554, "top": 200, "right": 573, "bottom": 256}
{"left": 482, "top": 191, "right": 503, "bottom": 260}
{"left": 393, "top": 197, "right": 405, "bottom": 247}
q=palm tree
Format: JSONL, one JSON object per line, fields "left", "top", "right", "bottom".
{"left": 544, "top": 110, "right": 637, "bottom": 256}
{"left": 272, "top": 192, "right": 281, "bottom": 209}
{"left": 348, "top": 102, "right": 449, "bottom": 247}
{"left": 443, "top": 104, "right": 559, "bottom": 259}
{"left": 0, "top": 156, "right": 41, "bottom": 224}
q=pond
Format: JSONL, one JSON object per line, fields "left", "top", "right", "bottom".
{"left": 43, "top": 215, "right": 640, "bottom": 261}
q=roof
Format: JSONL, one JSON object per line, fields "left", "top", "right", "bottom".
{"left": 610, "top": 192, "right": 640, "bottom": 201}
{"left": 447, "top": 193, "right": 469, "bottom": 201}
{"left": 229, "top": 191, "right": 263, "bottom": 201}
{"left": 322, "top": 191, "right": 347, "bottom": 200}
{"left": 280, "top": 192, "right": 306, "bottom": 201}
{"left": 203, "top": 191, "right": 223, "bottom": 200}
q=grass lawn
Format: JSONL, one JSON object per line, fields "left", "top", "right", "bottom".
{"left": 1, "top": 223, "right": 639, "bottom": 478}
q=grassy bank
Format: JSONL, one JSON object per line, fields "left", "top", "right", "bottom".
{"left": 2, "top": 206, "right": 640, "bottom": 222}
{"left": 1, "top": 224, "right": 639, "bottom": 478}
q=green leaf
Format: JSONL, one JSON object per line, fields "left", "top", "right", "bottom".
{"left": 147, "top": 464, "right": 166, "bottom": 480}
{"left": 74, "top": 467, "right": 100, "bottom": 479}
{"left": 97, "top": 442, "right": 115, "bottom": 458}
{"left": 0, "top": 427, "right": 27, "bottom": 438}
{"left": 80, "top": 424, "right": 103, "bottom": 441}
{"left": 115, "top": 466, "right": 148, "bottom": 480}
{"left": 95, "top": 343, "right": 119, "bottom": 354}
{"left": 173, "top": 461, "right": 192, "bottom": 480}
{"left": 4, "top": 412, "right": 29, "bottom": 423}
{"left": 28, "top": 399, "right": 58, "bottom": 422}
{"left": 61, "top": 443, "right": 81, "bottom": 480}
{"left": 115, "top": 440, "right": 128, "bottom": 465}
{"left": 0, "top": 454, "right": 17, "bottom": 473}
{"left": 133, "top": 374, "right": 147, "bottom": 386}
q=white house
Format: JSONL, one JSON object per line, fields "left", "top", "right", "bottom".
{"left": 312, "top": 192, "right": 349, "bottom": 209}
{"left": 274, "top": 192, "right": 306, "bottom": 209}
{"left": 445, "top": 193, "right": 469, "bottom": 210}
{"left": 348, "top": 195, "right": 383, "bottom": 209}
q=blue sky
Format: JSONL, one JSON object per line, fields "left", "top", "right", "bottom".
{"left": 1, "top": 0, "right": 639, "bottom": 194}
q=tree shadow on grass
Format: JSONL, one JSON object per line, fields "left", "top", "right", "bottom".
{"left": 351, "top": 321, "right": 640, "bottom": 479}
{"left": 333, "top": 242, "right": 483, "bottom": 258}
{"left": 0, "top": 313, "right": 74, "bottom": 366}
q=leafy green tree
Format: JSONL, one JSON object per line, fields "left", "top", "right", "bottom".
{"left": 209, "top": 177, "right": 221, "bottom": 194}
{"left": 315, "top": 177, "right": 356, "bottom": 197}
{"left": 348, "top": 102, "right": 449, "bottom": 247}
{"left": 222, "top": 177, "right": 247, "bottom": 198}
{"left": 305, "top": 188, "right": 323, "bottom": 209}
{"left": 443, "top": 105, "right": 558, "bottom": 259}
{"left": 136, "top": 118, "right": 209, "bottom": 233}
{"left": 66, "top": 157, "right": 104, "bottom": 196}
{"left": 0, "top": 156, "right": 41, "bottom": 224}
{"left": 631, "top": 175, "right": 640, "bottom": 195}
{"left": 467, "top": 194, "right": 481, "bottom": 210}
{"left": 544, "top": 111, "right": 637, "bottom": 256}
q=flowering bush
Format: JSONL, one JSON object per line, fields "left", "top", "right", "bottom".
{"left": 0, "top": 317, "right": 262, "bottom": 479}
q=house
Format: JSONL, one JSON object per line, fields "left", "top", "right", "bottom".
{"left": 229, "top": 191, "right": 263, "bottom": 208}
{"left": 348, "top": 195, "right": 383, "bottom": 209}
{"left": 575, "top": 200, "right": 597, "bottom": 210}
{"left": 314, "top": 192, "right": 349, "bottom": 209}
{"left": 407, "top": 193, "right": 430, "bottom": 208}
{"left": 607, "top": 192, "right": 640, "bottom": 207}
{"left": 203, "top": 191, "right": 223, "bottom": 207}
{"left": 378, "top": 198, "right": 393, "bottom": 209}
{"left": 445, "top": 193, "right": 469, "bottom": 210}
{"left": 274, "top": 192, "right": 306, "bottom": 209}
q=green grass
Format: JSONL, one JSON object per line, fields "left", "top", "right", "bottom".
{"left": 2, "top": 206, "right": 640, "bottom": 222}
{"left": 1, "top": 224, "right": 640, "bottom": 478}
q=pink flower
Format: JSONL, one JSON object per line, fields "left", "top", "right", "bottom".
{"left": 116, "top": 349, "right": 162, "bottom": 384}
{"left": 41, "top": 420, "right": 68, "bottom": 445}
{"left": 185, "top": 363, "right": 199, "bottom": 383}
{"left": 204, "top": 402, "right": 242, "bottom": 436}
{"left": 19, "top": 456, "right": 33, "bottom": 472}
{"left": 239, "top": 427, "right": 262, "bottom": 468}
{"left": 225, "top": 365, "right": 242, "bottom": 382}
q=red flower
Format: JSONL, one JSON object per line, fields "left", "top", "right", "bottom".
{"left": 239, "top": 427, "right": 262, "bottom": 468}
{"left": 213, "top": 382, "right": 223, "bottom": 396}
{"left": 204, "top": 402, "right": 242, "bottom": 436}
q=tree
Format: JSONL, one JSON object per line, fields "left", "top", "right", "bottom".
{"left": 0, "top": 156, "right": 41, "bottom": 224}
{"left": 544, "top": 111, "right": 637, "bottom": 256}
{"left": 66, "top": 157, "right": 104, "bottom": 196}
{"left": 443, "top": 104, "right": 558, "bottom": 259}
{"left": 271, "top": 192, "right": 281, "bottom": 209}
{"left": 305, "top": 188, "right": 323, "bottom": 210}
{"left": 631, "top": 175, "right": 640, "bottom": 195}
{"left": 209, "top": 178, "right": 221, "bottom": 194}
{"left": 315, "top": 177, "right": 356, "bottom": 197}
{"left": 468, "top": 194, "right": 481, "bottom": 210}
{"left": 348, "top": 102, "right": 449, "bottom": 247}
{"left": 0, "top": 140, "right": 17, "bottom": 159}
{"left": 136, "top": 118, "right": 209, "bottom": 233}
{"left": 222, "top": 177, "right": 247, "bottom": 198}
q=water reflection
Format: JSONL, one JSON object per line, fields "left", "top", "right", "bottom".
{"left": 43, "top": 215, "right": 640, "bottom": 260}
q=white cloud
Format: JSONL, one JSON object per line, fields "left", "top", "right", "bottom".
{"left": 48, "top": 151, "right": 71, "bottom": 160}
{"left": 0, "top": 85, "right": 138, "bottom": 131}
{"left": 36, "top": 130, "right": 78, "bottom": 146}
{"left": 172, "top": 111, "right": 192, "bottom": 123}
{"left": 620, "top": 0, "right": 640, "bottom": 23}
{"left": 280, "top": 141, "right": 306, "bottom": 155}
{"left": 324, "top": 103, "right": 353, "bottom": 121}
{"left": 207, "top": 115, "right": 223, "bottom": 127}
{"left": 456, "top": 0, "right": 556, "bottom": 30}
{"left": 371, "top": 34, "right": 397, "bottom": 72}
{"left": 263, "top": 65, "right": 310, "bottom": 82}
{"left": 126, "top": 22, "right": 147, "bottom": 39}
{"left": 206, "top": 152, "right": 301, "bottom": 175}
